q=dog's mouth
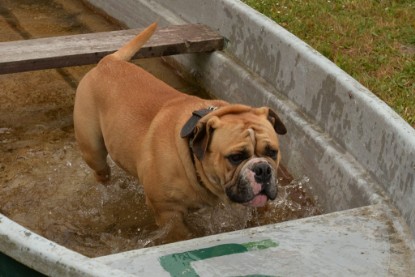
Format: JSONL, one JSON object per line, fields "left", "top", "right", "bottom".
{"left": 242, "top": 165, "right": 277, "bottom": 207}
{"left": 225, "top": 160, "right": 278, "bottom": 207}
{"left": 243, "top": 192, "right": 269, "bottom": 207}
{"left": 243, "top": 183, "right": 277, "bottom": 207}
{"left": 226, "top": 179, "right": 277, "bottom": 208}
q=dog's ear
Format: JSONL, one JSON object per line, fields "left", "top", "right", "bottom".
{"left": 191, "top": 123, "right": 211, "bottom": 161}
{"left": 191, "top": 117, "right": 221, "bottom": 160}
{"left": 267, "top": 108, "right": 287, "bottom": 135}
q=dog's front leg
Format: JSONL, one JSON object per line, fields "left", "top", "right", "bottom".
{"left": 146, "top": 198, "right": 191, "bottom": 243}
{"left": 156, "top": 210, "right": 191, "bottom": 243}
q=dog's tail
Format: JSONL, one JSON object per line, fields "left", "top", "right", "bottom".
{"left": 109, "top": 22, "right": 158, "bottom": 61}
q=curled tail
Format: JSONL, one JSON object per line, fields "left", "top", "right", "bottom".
{"left": 109, "top": 22, "right": 158, "bottom": 61}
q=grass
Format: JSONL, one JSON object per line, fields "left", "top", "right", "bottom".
{"left": 242, "top": 0, "right": 415, "bottom": 127}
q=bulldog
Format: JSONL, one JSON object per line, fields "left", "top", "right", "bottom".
{"left": 74, "top": 23, "right": 287, "bottom": 241}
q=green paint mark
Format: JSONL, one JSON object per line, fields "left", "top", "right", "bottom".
{"left": 243, "top": 239, "right": 278, "bottom": 250}
{"left": 159, "top": 239, "right": 278, "bottom": 277}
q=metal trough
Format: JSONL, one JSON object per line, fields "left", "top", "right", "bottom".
{"left": 1, "top": 0, "right": 414, "bottom": 275}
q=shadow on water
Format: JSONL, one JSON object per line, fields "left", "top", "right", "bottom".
{"left": 0, "top": 0, "right": 322, "bottom": 257}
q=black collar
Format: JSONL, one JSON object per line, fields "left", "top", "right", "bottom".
{"left": 180, "top": 106, "right": 218, "bottom": 139}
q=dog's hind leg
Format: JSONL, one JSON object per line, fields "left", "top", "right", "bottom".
{"left": 74, "top": 88, "right": 111, "bottom": 183}
{"left": 75, "top": 122, "right": 111, "bottom": 183}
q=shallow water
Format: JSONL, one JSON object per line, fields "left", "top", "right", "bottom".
{"left": 0, "top": 0, "right": 322, "bottom": 258}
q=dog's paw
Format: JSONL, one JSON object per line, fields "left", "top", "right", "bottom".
{"left": 94, "top": 165, "right": 111, "bottom": 183}
{"left": 154, "top": 218, "right": 192, "bottom": 244}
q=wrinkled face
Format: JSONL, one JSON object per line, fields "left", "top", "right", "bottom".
{"left": 193, "top": 107, "right": 286, "bottom": 207}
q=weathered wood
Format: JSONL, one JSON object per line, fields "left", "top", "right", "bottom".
{"left": 0, "top": 24, "right": 224, "bottom": 74}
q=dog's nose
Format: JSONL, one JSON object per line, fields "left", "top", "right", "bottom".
{"left": 253, "top": 162, "right": 272, "bottom": 184}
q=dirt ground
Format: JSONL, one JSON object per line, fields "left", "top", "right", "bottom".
{"left": 0, "top": 0, "right": 322, "bottom": 258}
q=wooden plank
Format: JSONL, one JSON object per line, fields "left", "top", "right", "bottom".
{"left": 0, "top": 24, "right": 224, "bottom": 74}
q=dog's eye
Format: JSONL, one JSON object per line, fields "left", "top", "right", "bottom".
{"left": 266, "top": 149, "right": 278, "bottom": 160}
{"left": 227, "top": 153, "right": 246, "bottom": 165}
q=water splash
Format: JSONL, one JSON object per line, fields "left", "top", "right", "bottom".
{"left": 248, "top": 176, "right": 322, "bottom": 227}
{"left": 1, "top": 137, "right": 322, "bottom": 258}
{"left": 185, "top": 176, "right": 322, "bottom": 239}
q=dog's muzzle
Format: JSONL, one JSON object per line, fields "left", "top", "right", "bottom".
{"left": 226, "top": 159, "right": 278, "bottom": 207}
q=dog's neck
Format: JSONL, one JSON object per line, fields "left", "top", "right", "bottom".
{"left": 188, "top": 134, "right": 209, "bottom": 190}
{"left": 192, "top": 157, "right": 227, "bottom": 204}
{"left": 193, "top": 158, "right": 208, "bottom": 189}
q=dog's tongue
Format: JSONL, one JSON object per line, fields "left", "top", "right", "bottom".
{"left": 246, "top": 194, "right": 268, "bottom": 207}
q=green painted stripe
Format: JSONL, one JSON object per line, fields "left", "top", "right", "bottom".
{"left": 159, "top": 239, "right": 278, "bottom": 277}
{"left": 243, "top": 239, "right": 278, "bottom": 251}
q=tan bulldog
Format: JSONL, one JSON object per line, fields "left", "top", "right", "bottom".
{"left": 74, "top": 23, "right": 287, "bottom": 241}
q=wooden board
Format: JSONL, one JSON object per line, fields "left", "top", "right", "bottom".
{"left": 0, "top": 24, "right": 224, "bottom": 74}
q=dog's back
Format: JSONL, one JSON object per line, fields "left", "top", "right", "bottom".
{"left": 73, "top": 22, "right": 186, "bottom": 180}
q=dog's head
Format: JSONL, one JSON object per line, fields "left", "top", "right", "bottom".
{"left": 181, "top": 105, "right": 287, "bottom": 207}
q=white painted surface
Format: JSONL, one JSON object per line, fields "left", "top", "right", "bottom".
{"left": 95, "top": 205, "right": 414, "bottom": 276}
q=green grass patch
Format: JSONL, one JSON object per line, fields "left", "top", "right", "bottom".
{"left": 242, "top": 0, "right": 415, "bottom": 127}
